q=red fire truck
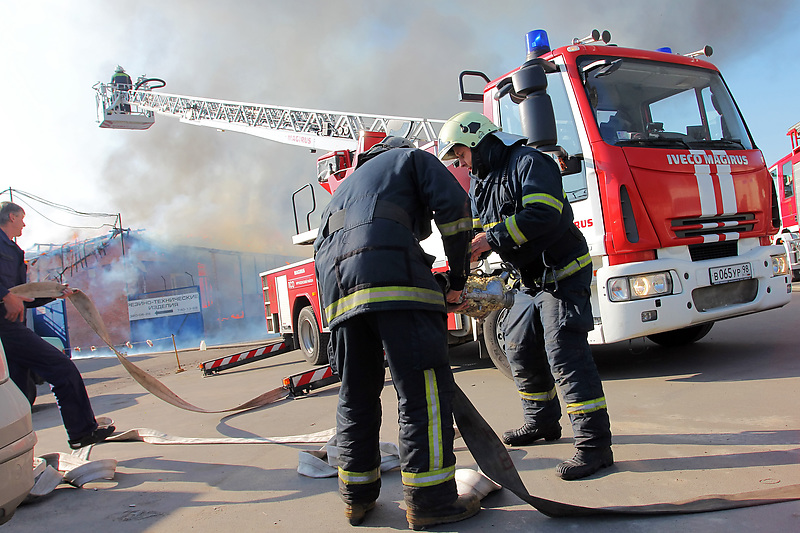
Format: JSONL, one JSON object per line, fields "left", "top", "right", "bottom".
{"left": 262, "top": 29, "right": 793, "bottom": 371}
{"left": 768, "top": 121, "right": 800, "bottom": 280}
{"left": 95, "top": 28, "right": 793, "bottom": 374}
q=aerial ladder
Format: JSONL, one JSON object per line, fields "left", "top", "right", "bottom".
{"left": 93, "top": 78, "right": 444, "bottom": 152}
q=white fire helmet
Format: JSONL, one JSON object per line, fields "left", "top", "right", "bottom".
{"left": 438, "top": 111, "right": 499, "bottom": 161}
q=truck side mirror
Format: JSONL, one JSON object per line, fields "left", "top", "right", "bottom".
{"left": 562, "top": 154, "right": 583, "bottom": 176}
{"left": 542, "top": 149, "right": 583, "bottom": 177}
{"left": 512, "top": 63, "right": 558, "bottom": 149}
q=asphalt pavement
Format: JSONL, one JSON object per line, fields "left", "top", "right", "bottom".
{"left": 6, "top": 286, "right": 800, "bottom": 532}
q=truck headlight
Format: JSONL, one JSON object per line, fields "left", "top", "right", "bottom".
{"left": 607, "top": 271, "right": 673, "bottom": 302}
{"left": 771, "top": 254, "right": 789, "bottom": 276}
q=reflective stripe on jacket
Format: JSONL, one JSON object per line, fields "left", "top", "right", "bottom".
{"left": 111, "top": 73, "right": 131, "bottom": 88}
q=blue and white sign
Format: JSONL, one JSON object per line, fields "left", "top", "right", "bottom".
{"left": 128, "top": 293, "right": 202, "bottom": 321}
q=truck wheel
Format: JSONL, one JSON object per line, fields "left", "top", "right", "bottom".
{"left": 483, "top": 308, "right": 513, "bottom": 380}
{"left": 297, "top": 306, "right": 329, "bottom": 366}
{"left": 647, "top": 322, "right": 714, "bottom": 347}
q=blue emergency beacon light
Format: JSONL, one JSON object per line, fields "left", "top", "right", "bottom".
{"left": 526, "top": 29, "right": 551, "bottom": 60}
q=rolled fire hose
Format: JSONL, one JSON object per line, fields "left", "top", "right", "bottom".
{"left": 14, "top": 282, "right": 800, "bottom": 516}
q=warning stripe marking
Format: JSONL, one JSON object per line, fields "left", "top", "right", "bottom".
{"left": 206, "top": 342, "right": 287, "bottom": 370}
{"left": 690, "top": 149, "right": 740, "bottom": 221}
{"left": 292, "top": 366, "right": 333, "bottom": 387}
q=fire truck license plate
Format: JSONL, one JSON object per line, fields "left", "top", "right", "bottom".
{"left": 709, "top": 262, "right": 752, "bottom": 284}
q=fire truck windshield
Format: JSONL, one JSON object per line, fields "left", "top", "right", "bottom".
{"left": 580, "top": 56, "right": 753, "bottom": 151}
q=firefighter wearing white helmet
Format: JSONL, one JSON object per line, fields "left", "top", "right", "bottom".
{"left": 111, "top": 65, "right": 131, "bottom": 86}
{"left": 438, "top": 111, "right": 614, "bottom": 481}
{"left": 437, "top": 111, "right": 500, "bottom": 159}
{"left": 110, "top": 65, "right": 132, "bottom": 112}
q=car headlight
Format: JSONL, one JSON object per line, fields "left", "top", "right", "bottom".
{"left": 771, "top": 254, "right": 789, "bottom": 276}
{"left": 608, "top": 271, "right": 673, "bottom": 302}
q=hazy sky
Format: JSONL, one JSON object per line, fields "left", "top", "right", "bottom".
{"left": 2, "top": 0, "right": 797, "bottom": 254}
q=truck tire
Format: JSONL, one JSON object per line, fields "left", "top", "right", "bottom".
{"left": 297, "top": 306, "right": 329, "bottom": 366}
{"left": 483, "top": 308, "right": 513, "bottom": 380}
{"left": 647, "top": 322, "right": 714, "bottom": 347}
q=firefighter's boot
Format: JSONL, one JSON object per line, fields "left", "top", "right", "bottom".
{"left": 344, "top": 500, "right": 376, "bottom": 526}
{"left": 555, "top": 447, "right": 614, "bottom": 480}
{"left": 405, "top": 494, "right": 480, "bottom": 530}
{"left": 502, "top": 422, "right": 561, "bottom": 446}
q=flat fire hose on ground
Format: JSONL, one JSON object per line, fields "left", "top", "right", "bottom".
{"left": 22, "top": 416, "right": 338, "bottom": 504}
{"left": 13, "top": 282, "right": 800, "bottom": 517}
{"left": 451, "top": 386, "right": 800, "bottom": 516}
{"left": 12, "top": 282, "right": 291, "bottom": 413}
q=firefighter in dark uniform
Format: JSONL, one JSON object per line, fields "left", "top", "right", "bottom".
{"left": 438, "top": 112, "right": 613, "bottom": 481}
{"left": 313, "top": 137, "right": 479, "bottom": 528}
{"left": 0, "top": 202, "right": 114, "bottom": 449}
{"left": 111, "top": 65, "right": 132, "bottom": 113}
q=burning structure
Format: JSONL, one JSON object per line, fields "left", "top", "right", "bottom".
{"left": 26, "top": 229, "right": 303, "bottom": 355}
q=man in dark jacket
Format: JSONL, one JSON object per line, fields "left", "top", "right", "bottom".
{"left": 0, "top": 202, "right": 114, "bottom": 449}
{"left": 313, "top": 137, "right": 478, "bottom": 528}
{"left": 438, "top": 112, "right": 613, "bottom": 481}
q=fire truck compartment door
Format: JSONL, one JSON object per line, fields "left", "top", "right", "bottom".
{"left": 274, "top": 275, "right": 292, "bottom": 330}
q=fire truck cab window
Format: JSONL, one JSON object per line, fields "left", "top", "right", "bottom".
{"left": 498, "top": 70, "right": 588, "bottom": 202}
{"left": 580, "top": 56, "right": 753, "bottom": 151}
{"left": 793, "top": 161, "right": 800, "bottom": 199}
{"left": 783, "top": 159, "right": 794, "bottom": 199}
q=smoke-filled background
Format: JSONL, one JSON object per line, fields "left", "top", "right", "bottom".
{"left": 2, "top": 0, "right": 798, "bottom": 253}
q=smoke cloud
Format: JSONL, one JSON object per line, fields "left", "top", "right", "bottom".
{"left": 94, "top": 0, "right": 793, "bottom": 254}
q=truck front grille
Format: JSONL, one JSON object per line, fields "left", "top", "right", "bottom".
{"left": 672, "top": 214, "right": 754, "bottom": 239}
{"left": 688, "top": 241, "right": 738, "bottom": 262}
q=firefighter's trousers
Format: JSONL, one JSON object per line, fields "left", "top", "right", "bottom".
{"left": 329, "top": 309, "right": 458, "bottom": 508}
{"left": 2, "top": 321, "right": 99, "bottom": 441}
{"left": 502, "top": 266, "right": 612, "bottom": 449}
